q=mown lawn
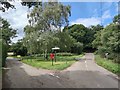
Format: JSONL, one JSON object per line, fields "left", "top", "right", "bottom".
{"left": 22, "top": 60, "right": 75, "bottom": 70}
{"left": 95, "top": 55, "right": 120, "bottom": 75}
{"left": 22, "top": 55, "right": 83, "bottom": 70}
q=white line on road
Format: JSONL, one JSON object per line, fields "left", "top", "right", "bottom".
{"left": 49, "top": 73, "right": 55, "bottom": 77}
{"left": 85, "top": 60, "right": 88, "bottom": 70}
{"left": 56, "top": 76, "right": 60, "bottom": 78}
{"left": 97, "top": 84, "right": 100, "bottom": 87}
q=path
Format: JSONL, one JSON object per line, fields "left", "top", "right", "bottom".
{"left": 3, "top": 53, "right": 119, "bottom": 88}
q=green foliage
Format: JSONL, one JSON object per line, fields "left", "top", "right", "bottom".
{"left": 97, "top": 46, "right": 107, "bottom": 58}
{"left": 0, "top": 39, "right": 8, "bottom": 67}
{"left": 64, "top": 24, "right": 86, "bottom": 43}
{"left": 9, "top": 40, "right": 27, "bottom": 56}
{"left": 0, "top": 17, "right": 16, "bottom": 67}
{"left": 113, "top": 14, "right": 120, "bottom": 23}
{"left": 54, "top": 31, "right": 75, "bottom": 52}
{"left": 95, "top": 55, "right": 120, "bottom": 74}
{"left": 63, "top": 24, "right": 102, "bottom": 51}
{"left": 23, "top": 1, "right": 71, "bottom": 56}
{"left": 93, "top": 15, "right": 120, "bottom": 63}
{"left": 27, "top": 1, "right": 71, "bottom": 32}
{"left": 56, "top": 52, "right": 74, "bottom": 56}
{"left": 100, "top": 23, "right": 120, "bottom": 62}
{"left": 71, "top": 42, "right": 83, "bottom": 54}
{"left": 0, "top": 17, "right": 16, "bottom": 44}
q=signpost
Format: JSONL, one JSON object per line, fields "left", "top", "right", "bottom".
{"left": 52, "top": 47, "right": 60, "bottom": 62}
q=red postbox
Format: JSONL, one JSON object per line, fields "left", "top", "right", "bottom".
{"left": 50, "top": 53, "right": 54, "bottom": 60}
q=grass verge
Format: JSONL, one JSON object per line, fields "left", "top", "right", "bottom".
{"left": 95, "top": 55, "right": 120, "bottom": 75}
{"left": 22, "top": 60, "right": 75, "bottom": 70}
{"left": 21, "top": 55, "right": 83, "bottom": 70}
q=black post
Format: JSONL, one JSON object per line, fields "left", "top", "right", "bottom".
{"left": 55, "top": 51, "right": 56, "bottom": 62}
{"left": 52, "top": 59, "right": 53, "bottom": 66}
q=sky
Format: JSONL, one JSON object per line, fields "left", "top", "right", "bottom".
{"left": 0, "top": 1, "right": 119, "bottom": 43}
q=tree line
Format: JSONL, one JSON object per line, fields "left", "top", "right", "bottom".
{"left": 1, "top": 1, "right": 120, "bottom": 67}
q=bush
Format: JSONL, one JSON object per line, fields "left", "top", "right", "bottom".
{"left": 98, "top": 46, "right": 107, "bottom": 58}
{"left": 0, "top": 40, "right": 8, "bottom": 67}
{"left": 71, "top": 42, "right": 83, "bottom": 54}
{"left": 56, "top": 52, "right": 74, "bottom": 56}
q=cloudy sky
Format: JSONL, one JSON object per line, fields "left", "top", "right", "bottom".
{"left": 0, "top": 1, "right": 119, "bottom": 43}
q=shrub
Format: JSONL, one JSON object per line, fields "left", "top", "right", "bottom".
{"left": 71, "top": 42, "right": 83, "bottom": 54}
{"left": 56, "top": 52, "right": 74, "bottom": 56}
{"left": 0, "top": 40, "right": 8, "bottom": 67}
{"left": 98, "top": 46, "right": 107, "bottom": 58}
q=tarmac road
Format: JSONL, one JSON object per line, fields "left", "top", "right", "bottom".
{"left": 2, "top": 53, "right": 119, "bottom": 88}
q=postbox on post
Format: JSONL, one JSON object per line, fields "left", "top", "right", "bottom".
{"left": 52, "top": 47, "right": 60, "bottom": 62}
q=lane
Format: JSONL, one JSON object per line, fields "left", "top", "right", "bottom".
{"left": 3, "top": 58, "right": 75, "bottom": 88}
{"left": 3, "top": 54, "right": 119, "bottom": 88}
{"left": 62, "top": 53, "right": 119, "bottom": 88}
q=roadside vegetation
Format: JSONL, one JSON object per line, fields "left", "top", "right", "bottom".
{"left": 95, "top": 55, "right": 120, "bottom": 74}
{"left": 21, "top": 54, "right": 83, "bottom": 70}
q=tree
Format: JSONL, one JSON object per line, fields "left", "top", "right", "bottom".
{"left": 27, "top": 1, "right": 71, "bottom": 32}
{"left": 63, "top": 24, "right": 99, "bottom": 52}
{"left": 23, "top": 1, "right": 71, "bottom": 58}
{"left": 9, "top": 40, "right": 27, "bottom": 56}
{"left": 93, "top": 15, "right": 120, "bottom": 63}
{"left": 0, "top": 17, "right": 16, "bottom": 67}
{"left": 0, "top": 1, "right": 40, "bottom": 12}
{"left": 92, "top": 24, "right": 104, "bottom": 49}
{"left": 63, "top": 24, "right": 86, "bottom": 43}
{"left": 100, "top": 23, "right": 120, "bottom": 62}
{"left": 0, "top": 39, "right": 8, "bottom": 67}
{"left": 0, "top": 17, "right": 16, "bottom": 44}
{"left": 71, "top": 42, "right": 83, "bottom": 54}
{"left": 54, "top": 31, "right": 76, "bottom": 52}
{"left": 113, "top": 14, "right": 120, "bottom": 23}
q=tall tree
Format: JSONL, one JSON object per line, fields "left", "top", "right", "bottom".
{"left": 0, "top": 17, "right": 16, "bottom": 67}
{"left": 27, "top": 1, "right": 71, "bottom": 32}
{"left": 113, "top": 14, "right": 120, "bottom": 23}
{"left": 0, "top": 1, "right": 40, "bottom": 12}
{"left": 0, "top": 17, "right": 16, "bottom": 44}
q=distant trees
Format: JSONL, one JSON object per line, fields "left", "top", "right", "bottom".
{"left": 63, "top": 24, "right": 103, "bottom": 53}
{"left": 9, "top": 40, "right": 27, "bottom": 56}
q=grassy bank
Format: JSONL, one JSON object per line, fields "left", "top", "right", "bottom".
{"left": 22, "top": 55, "right": 83, "bottom": 70}
{"left": 95, "top": 55, "right": 120, "bottom": 75}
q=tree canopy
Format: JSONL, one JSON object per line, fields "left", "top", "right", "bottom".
{"left": 0, "top": 17, "right": 16, "bottom": 44}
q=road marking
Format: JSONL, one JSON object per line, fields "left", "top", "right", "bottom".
{"left": 85, "top": 60, "right": 88, "bottom": 70}
{"left": 49, "top": 73, "right": 55, "bottom": 77}
{"left": 56, "top": 76, "right": 60, "bottom": 78}
{"left": 2, "top": 67, "right": 10, "bottom": 70}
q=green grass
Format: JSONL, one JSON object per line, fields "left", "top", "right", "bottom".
{"left": 22, "top": 60, "right": 75, "bottom": 70}
{"left": 22, "top": 55, "right": 83, "bottom": 70}
{"left": 95, "top": 55, "right": 120, "bottom": 75}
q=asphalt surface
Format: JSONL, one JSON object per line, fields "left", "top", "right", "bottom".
{"left": 2, "top": 53, "right": 119, "bottom": 88}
